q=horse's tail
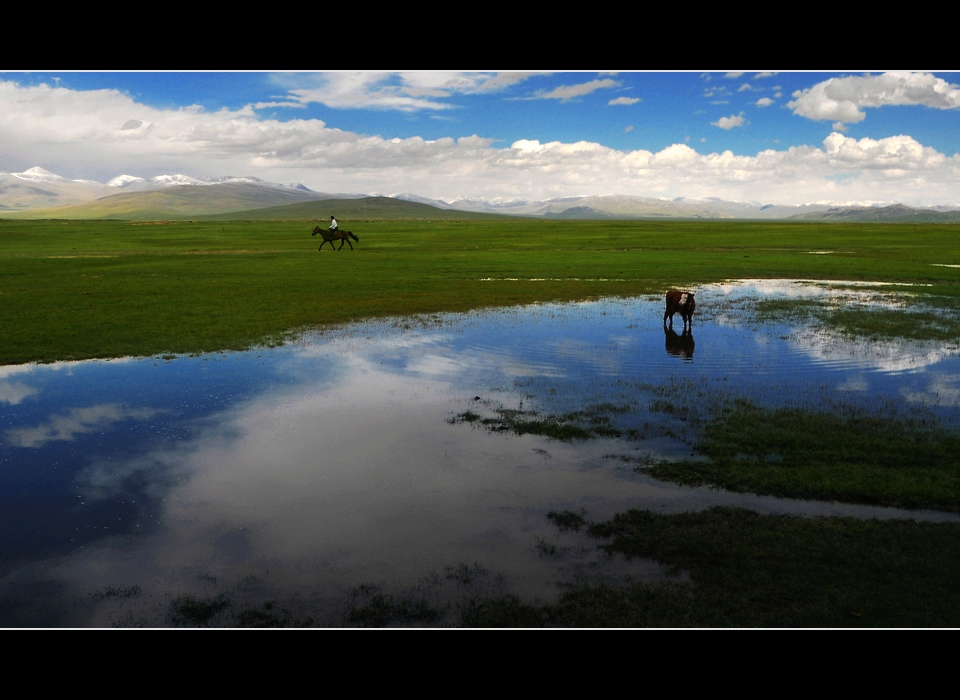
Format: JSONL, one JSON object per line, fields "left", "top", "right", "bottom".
{"left": 349, "top": 232, "right": 359, "bottom": 242}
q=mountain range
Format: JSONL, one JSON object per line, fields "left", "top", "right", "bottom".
{"left": 3, "top": 167, "right": 960, "bottom": 222}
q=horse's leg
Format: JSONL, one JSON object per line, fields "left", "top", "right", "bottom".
{"left": 337, "top": 239, "right": 345, "bottom": 250}
{"left": 344, "top": 239, "right": 353, "bottom": 250}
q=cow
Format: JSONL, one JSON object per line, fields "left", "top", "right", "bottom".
{"left": 663, "top": 290, "right": 696, "bottom": 331}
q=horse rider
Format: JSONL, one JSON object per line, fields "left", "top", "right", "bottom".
{"left": 328, "top": 216, "right": 339, "bottom": 234}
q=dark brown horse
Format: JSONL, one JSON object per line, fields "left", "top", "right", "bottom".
{"left": 663, "top": 290, "right": 696, "bottom": 330}
{"left": 312, "top": 226, "right": 360, "bottom": 251}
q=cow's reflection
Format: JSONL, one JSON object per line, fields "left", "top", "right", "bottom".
{"left": 664, "top": 328, "right": 695, "bottom": 361}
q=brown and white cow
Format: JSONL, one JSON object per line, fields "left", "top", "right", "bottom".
{"left": 663, "top": 290, "right": 696, "bottom": 330}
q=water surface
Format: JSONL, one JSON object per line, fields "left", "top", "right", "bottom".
{"left": 2, "top": 280, "right": 959, "bottom": 626}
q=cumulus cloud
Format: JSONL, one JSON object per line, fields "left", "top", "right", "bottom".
{"left": 2, "top": 78, "right": 960, "bottom": 207}
{"left": 788, "top": 71, "right": 960, "bottom": 123}
{"left": 756, "top": 97, "right": 774, "bottom": 107}
{"left": 712, "top": 113, "right": 745, "bottom": 129}
{"left": 609, "top": 96, "right": 640, "bottom": 105}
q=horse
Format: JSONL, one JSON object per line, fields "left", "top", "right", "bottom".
{"left": 312, "top": 226, "right": 360, "bottom": 251}
{"left": 663, "top": 290, "right": 696, "bottom": 330}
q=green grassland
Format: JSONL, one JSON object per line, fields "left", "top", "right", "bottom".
{"left": 3, "top": 218, "right": 960, "bottom": 365}
{"left": 7, "top": 216, "right": 960, "bottom": 627}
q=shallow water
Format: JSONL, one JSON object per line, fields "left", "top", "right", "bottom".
{"left": 2, "top": 280, "right": 959, "bottom": 627}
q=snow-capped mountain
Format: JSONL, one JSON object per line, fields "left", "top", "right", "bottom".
{"left": 0, "top": 168, "right": 115, "bottom": 210}
{"left": 0, "top": 168, "right": 317, "bottom": 212}
{"left": 12, "top": 166, "right": 67, "bottom": 181}
{"left": 2, "top": 167, "right": 959, "bottom": 221}
{"left": 106, "top": 173, "right": 308, "bottom": 191}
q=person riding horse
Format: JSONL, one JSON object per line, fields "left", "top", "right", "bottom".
{"left": 311, "top": 221, "right": 360, "bottom": 251}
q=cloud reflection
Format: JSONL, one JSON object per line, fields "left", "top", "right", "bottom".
{"left": 6, "top": 403, "right": 162, "bottom": 448}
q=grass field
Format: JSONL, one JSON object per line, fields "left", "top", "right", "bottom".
{"left": 3, "top": 218, "right": 960, "bottom": 365}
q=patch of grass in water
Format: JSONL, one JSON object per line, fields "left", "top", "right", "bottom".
{"left": 754, "top": 295, "right": 960, "bottom": 342}
{"left": 93, "top": 585, "right": 142, "bottom": 600}
{"left": 547, "top": 509, "right": 587, "bottom": 532}
{"left": 824, "top": 306, "right": 960, "bottom": 341}
{"left": 645, "top": 399, "right": 960, "bottom": 512}
{"left": 235, "top": 601, "right": 314, "bottom": 628}
{"left": 345, "top": 585, "right": 443, "bottom": 628}
{"left": 753, "top": 298, "right": 825, "bottom": 324}
{"left": 448, "top": 401, "right": 633, "bottom": 442}
{"left": 579, "top": 506, "right": 960, "bottom": 627}
{"left": 168, "top": 594, "right": 231, "bottom": 627}
{"left": 460, "top": 595, "right": 547, "bottom": 628}
{"left": 465, "top": 507, "right": 960, "bottom": 627}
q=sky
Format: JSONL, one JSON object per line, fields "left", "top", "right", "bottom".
{"left": 2, "top": 70, "right": 960, "bottom": 207}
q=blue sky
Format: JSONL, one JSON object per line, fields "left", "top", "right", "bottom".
{"left": 2, "top": 71, "right": 960, "bottom": 206}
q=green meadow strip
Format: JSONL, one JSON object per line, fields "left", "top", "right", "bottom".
{"left": 4, "top": 218, "right": 960, "bottom": 365}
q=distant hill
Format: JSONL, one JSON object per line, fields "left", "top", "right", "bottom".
{"left": 5, "top": 181, "right": 339, "bottom": 219}
{"left": 4, "top": 167, "right": 960, "bottom": 222}
{"left": 789, "top": 203, "right": 960, "bottom": 222}
{"left": 197, "top": 196, "right": 515, "bottom": 221}
{"left": 432, "top": 193, "right": 844, "bottom": 220}
{"left": 0, "top": 168, "right": 114, "bottom": 211}
{"left": 544, "top": 206, "right": 617, "bottom": 219}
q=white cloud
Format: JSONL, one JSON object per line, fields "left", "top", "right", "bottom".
{"left": 534, "top": 78, "right": 621, "bottom": 101}
{"left": 788, "top": 71, "right": 960, "bottom": 123}
{"left": 609, "top": 96, "right": 640, "bottom": 106}
{"left": 755, "top": 97, "right": 774, "bottom": 107}
{"left": 712, "top": 113, "right": 745, "bottom": 129}
{"left": 279, "top": 72, "right": 541, "bottom": 112}
{"left": 2, "top": 79, "right": 960, "bottom": 207}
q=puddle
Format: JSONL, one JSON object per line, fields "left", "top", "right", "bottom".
{"left": 1, "top": 280, "right": 959, "bottom": 627}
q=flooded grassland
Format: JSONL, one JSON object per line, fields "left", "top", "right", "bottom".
{"left": 2, "top": 280, "right": 960, "bottom": 627}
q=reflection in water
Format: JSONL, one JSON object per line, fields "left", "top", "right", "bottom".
{"left": 664, "top": 329, "right": 695, "bottom": 361}
{"left": 1, "top": 280, "right": 959, "bottom": 626}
